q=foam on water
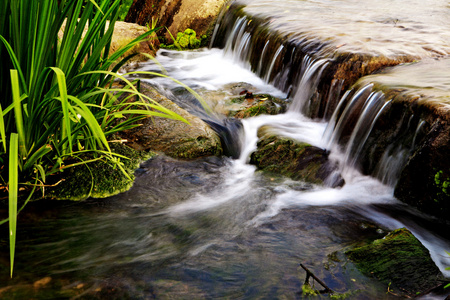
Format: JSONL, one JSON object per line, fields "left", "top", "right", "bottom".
{"left": 134, "top": 48, "right": 286, "bottom": 98}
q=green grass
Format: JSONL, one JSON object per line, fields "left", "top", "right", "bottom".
{"left": 0, "top": 0, "right": 208, "bottom": 277}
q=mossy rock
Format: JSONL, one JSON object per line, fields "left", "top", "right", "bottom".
{"left": 250, "top": 135, "right": 344, "bottom": 187}
{"left": 346, "top": 228, "right": 446, "bottom": 296}
{"left": 227, "top": 94, "right": 288, "bottom": 118}
{"left": 46, "top": 143, "right": 154, "bottom": 201}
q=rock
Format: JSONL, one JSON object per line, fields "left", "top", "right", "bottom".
{"left": 394, "top": 119, "right": 450, "bottom": 219}
{"left": 226, "top": 94, "right": 289, "bottom": 118}
{"left": 125, "top": 0, "right": 227, "bottom": 44}
{"left": 346, "top": 59, "right": 450, "bottom": 220}
{"left": 119, "top": 83, "right": 223, "bottom": 159}
{"left": 250, "top": 132, "right": 344, "bottom": 187}
{"left": 110, "top": 21, "right": 159, "bottom": 61}
{"left": 59, "top": 20, "right": 157, "bottom": 64}
{"left": 46, "top": 143, "right": 153, "bottom": 201}
{"left": 346, "top": 228, "right": 447, "bottom": 297}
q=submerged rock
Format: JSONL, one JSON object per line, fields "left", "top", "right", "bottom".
{"left": 120, "top": 83, "right": 223, "bottom": 159}
{"left": 346, "top": 228, "right": 447, "bottom": 297}
{"left": 250, "top": 133, "right": 344, "bottom": 187}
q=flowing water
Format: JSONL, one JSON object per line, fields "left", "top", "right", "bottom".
{"left": 2, "top": 1, "right": 450, "bottom": 299}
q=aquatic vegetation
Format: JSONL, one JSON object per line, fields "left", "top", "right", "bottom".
{"left": 0, "top": 0, "right": 191, "bottom": 276}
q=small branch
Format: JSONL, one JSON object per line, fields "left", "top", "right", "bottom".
{"left": 300, "top": 263, "right": 334, "bottom": 294}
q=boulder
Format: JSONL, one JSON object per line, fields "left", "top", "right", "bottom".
{"left": 110, "top": 21, "right": 159, "bottom": 60}
{"left": 346, "top": 228, "right": 447, "bottom": 297}
{"left": 119, "top": 83, "right": 223, "bottom": 159}
{"left": 59, "top": 20, "right": 158, "bottom": 64}
{"left": 250, "top": 132, "right": 344, "bottom": 187}
{"left": 125, "top": 0, "right": 227, "bottom": 44}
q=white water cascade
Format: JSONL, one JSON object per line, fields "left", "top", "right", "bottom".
{"left": 137, "top": 46, "right": 450, "bottom": 278}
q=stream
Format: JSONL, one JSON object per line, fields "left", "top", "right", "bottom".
{"left": 2, "top": 0, "right": 450, "bottom": 299}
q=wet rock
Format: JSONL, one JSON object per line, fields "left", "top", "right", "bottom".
{"left": 250, "top": 133, "right": 344, "bottom": 187}
{"left": 344, "top": 59, "right": 450, "bottom": 220}
{"left": 227, "top": 94, "right": 289, "bottom": 118}
{"left": 394, "top": 119, "right": 450, "bottom": 219}
{"left": 125, "top": 0, "right": 227, "bottom": 45}
{"left": 120, "top": 83, "right": 223, "bottom": 159}
{"left": 317, "top": 54, "right": 416, "bottom": 119}
{"left": 346, "top": 228, "right": 447, "bottom": 297}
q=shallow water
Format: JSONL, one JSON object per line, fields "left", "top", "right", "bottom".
{"left": 2, "top": 48, "right": 450, "bottom": 298}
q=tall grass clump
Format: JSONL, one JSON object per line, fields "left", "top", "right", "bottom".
{"left": 0, "top": 0, "right": 203, "bottom": 277}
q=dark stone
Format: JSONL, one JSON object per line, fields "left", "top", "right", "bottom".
{"left": 395, "top": 119, "right": 450, "bottom": 219}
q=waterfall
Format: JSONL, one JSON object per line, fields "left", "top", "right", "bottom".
{"left": 210, "top": 4, "right": 428, "bottom": 188}
{"left": 288, "top": 55, "right": 329, "bottom": 114}
{"left": 213, "top": 10, "right": 331, "bottom": 101}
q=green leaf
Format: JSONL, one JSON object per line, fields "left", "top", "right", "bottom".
{"left": 49, "top": 67, "right": 72, "bottom": 155}
{"left": 10, "top": 70, "right": 27, "bottom": 158}
{"left": 8, "top": 133, "right": 19, "bottom": 278}
{"left": 0, "top": 104, "right": 7, "bottom": 152}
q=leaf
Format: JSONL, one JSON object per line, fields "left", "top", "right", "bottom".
{"left": 10, "top": 70, "right": 26, "bottom": 158}
{"left": 8, "top": 133, "right": 19, "bottom": 278}
{"left": 49, "top": 67, "right": 72, "bottom": 156}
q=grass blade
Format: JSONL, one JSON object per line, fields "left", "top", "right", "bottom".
{"left": 49, "top": 67, "right": 72, "bottom": 155}
{"left": 8, "top": 133, "right": 19, "bottom": 278}
{"left": 10, "top": 70, "right": 26, "bottom": 158}
{"left": 0, "top": 104, "right": 7, "bottom": 152}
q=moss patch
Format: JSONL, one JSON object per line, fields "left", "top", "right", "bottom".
{"left": 227, "top": 94, "right": 288, "bottom": 118}
{"left": 250, "top": 135, "right": 344, "bottom": 187}
{"left": 346, "top": 228, "right": 445, "bottom": 296}
{"left": 46, "top": 143, "right": 154, "bottom": 201}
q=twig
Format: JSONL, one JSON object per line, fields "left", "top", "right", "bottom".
{"left": 300, "top": 263, "right": 334, "bottom": 294}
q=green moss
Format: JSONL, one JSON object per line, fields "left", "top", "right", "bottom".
{"left": 346, "top": 228, "right": 442, "bottom": 294}
{"left": 250, "top": 135, "right": 337, "bottom": 185}
{"left": 228, "top": 94, "right": 288, "bottom": 118}
{"left": 434, "top": 170, "right": 450, "bottom": 203}
{"left": 166, "top": 136, "right": 222, "bottom": 159}
{"left": 46, "top": 143, "right": 154, "bottom": 201}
